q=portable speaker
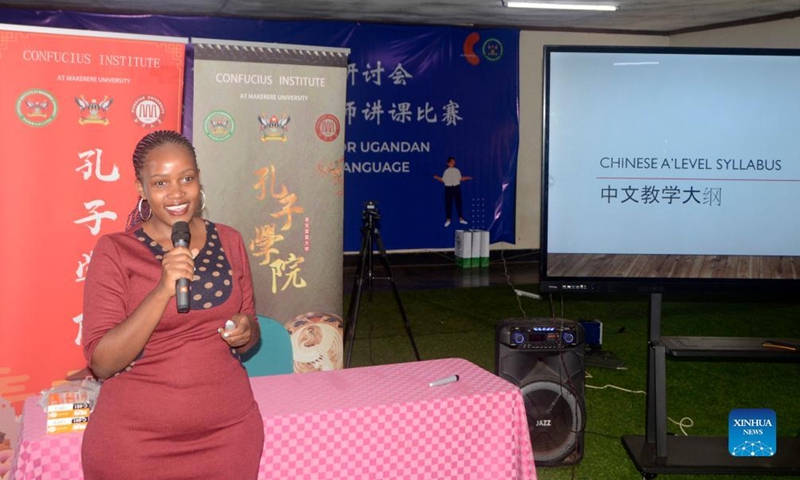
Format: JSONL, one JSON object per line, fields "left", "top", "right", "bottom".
{"left": 496, "top": 317, "right": 585, "bottom": 467}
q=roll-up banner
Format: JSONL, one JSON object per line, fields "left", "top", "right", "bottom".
{"left": 0, "top": 23, "right": 186, "bottom": 416}
{"left": 191, "top": 39, "right": 349, "bottom": 372}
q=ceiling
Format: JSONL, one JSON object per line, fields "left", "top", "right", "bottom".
{"left": 2, "top": 0, "right": 800, "bottom": 35}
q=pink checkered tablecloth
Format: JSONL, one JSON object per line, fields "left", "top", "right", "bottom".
{"left": 12, "top": 357, "right": 536, "bottom": 480}
{"left": 252, "top": 357, "right": 536, "bottom": 479}
{"left": 11, "top": 396, "right": 84, "bottom": 480}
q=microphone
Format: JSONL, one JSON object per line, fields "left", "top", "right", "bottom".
{"left": 171, "top": 221, "right": 191, "bottom": 313}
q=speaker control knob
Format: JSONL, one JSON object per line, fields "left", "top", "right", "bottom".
{"left": 512, "top": 332, "right": 526, "bottom": 345}
{"left": 562, "top": 332, "right": 575, "bottom": 345}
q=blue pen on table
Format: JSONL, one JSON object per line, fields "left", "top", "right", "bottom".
{"left": 429, "top": 374, "right": 459, "bottom": 387}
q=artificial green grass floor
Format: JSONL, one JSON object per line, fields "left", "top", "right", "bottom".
{"left": 346, "top": 285, "right": 800, "bottom": 480}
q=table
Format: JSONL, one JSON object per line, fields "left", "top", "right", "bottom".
{"left": 13, "top": 358, "right": 537, "bottom": 479}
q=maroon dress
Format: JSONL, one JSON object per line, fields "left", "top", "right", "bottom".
{"left": 81, "top": 221, "right": 264, "bottom": 480}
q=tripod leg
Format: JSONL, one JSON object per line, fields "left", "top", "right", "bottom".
{"left": 373, "top": 229, "right": 421, "bottom": 361}
{"left": 344, "top": 226, "right": 371, "bottom": 368}
{"left": 365, "top": 224, "right": 375, "bottom": 297}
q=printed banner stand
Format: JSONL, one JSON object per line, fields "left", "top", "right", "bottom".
{"left": 191, "top": 38, "right": 349, "bottom": 373}
{"left": 0, "top": 23, "right": 186, "bottom": 458}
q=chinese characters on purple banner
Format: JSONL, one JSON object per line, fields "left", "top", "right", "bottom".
{"left": 345, "top": 61, "right": 462, "bottom": 127}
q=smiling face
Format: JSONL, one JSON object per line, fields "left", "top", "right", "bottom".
{"left": 135, "top": 142, "right": 201, "bottom": 236}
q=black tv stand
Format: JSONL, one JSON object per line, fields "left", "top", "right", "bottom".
{"left": 621, "top": 293, "right": 800, "bottom": 477}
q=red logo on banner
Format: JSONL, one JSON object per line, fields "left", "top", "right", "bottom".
{"left": 462, "top": 32, "right": 480, "bottom": 66}
{"left": 131, "top": 95, "right": 165, "bottom": 128}
{"left": 315, "top": 114, "right": 340, "bottom": 142}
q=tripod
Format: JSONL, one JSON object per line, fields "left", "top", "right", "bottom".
{"left": 344, "top": 204, "right": 421, "bottom": 368}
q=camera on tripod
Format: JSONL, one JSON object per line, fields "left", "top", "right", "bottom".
{"left": 345, "top": 198, "right": 420, "bottom": 367}
{"left": 362, "top": 200, "right": 380, "bottom": 222}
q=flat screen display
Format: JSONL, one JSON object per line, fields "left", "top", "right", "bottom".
{"left": 540, "top": 45, "right": 800, "bottom": 294}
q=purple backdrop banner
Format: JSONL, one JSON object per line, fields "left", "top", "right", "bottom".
{"left": 1, "top": 10, "right": 519, "bottom": 250}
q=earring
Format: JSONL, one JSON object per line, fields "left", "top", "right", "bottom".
{"left": 199, "top": 190, "right": 207, "bottom": 212}
{"left": 137, "top": 197, "right": 152, "bottom": 221}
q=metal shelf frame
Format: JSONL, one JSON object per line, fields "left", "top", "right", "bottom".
{"left": 621, "top": 293, "right": 800, "bottom": 477}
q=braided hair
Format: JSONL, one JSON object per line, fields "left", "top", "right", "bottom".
{"left": 125, "top": 131, "right": 197, "bottom": 230}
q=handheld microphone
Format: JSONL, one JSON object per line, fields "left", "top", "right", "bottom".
{"left": 171, "top": 221, "right": 191, "bottom": 313}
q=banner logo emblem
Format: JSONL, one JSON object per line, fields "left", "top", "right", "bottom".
{"left": 462, "top": 32, "right": 481, "bottom": 66}
{"left": 258, "top": 113, "right": 290, "bottom": 142}
{"left": 16, "top": 89, "right": 57, "bottom": 127}
{"left": 204, "top": 111, "right": 235, "bottom": 141}
{"left": 131, "top": 95, "right": 165, "bottom": 128}
{"left": 75, "top": 95, "right": 113, "bottom": 125}
{"left": 315, "top": 114, "right": 340, "bottom": 142}
{"left": 482, "top": 38, "right": 504, "bottom": 62}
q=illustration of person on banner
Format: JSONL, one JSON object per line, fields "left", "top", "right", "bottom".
{"left": 434, "top": 155, "right": 473, "bottom": 227}
{"left": 80, "top": 130, "right": 264, "bottom": 480}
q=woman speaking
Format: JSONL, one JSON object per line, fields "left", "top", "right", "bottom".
{"left": 81, "top": 131, "right": 264, "bottom": 479}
